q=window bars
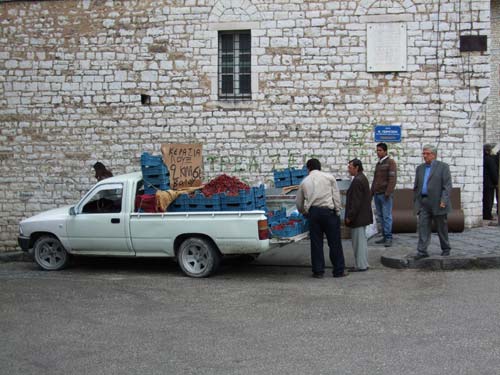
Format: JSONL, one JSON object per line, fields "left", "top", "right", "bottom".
{"left": 218, "top": 30, "right": 251, "bottom": 100}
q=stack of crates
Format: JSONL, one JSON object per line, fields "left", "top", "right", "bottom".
{"left": 267, "top": 209, "right": 309, "bottom": 238}
{"left": 273, "top": 166, "right": 307, "bottom": 188}
{"left": 272, "top": 221, "right": 303, "bottom": 238}
{"left": 266, "top": 207, "right": 288, "bottom": 227}
{"left": 252, "top": 184, "right": 266, "bottom": 210}
{"left": 290, "top": 167, "right": 308, "bottom": 186}
{"left": 273, "top": 169, "right": 292, "bottom": 188}
{"left": 221, "top": 189, "right": 255, "bottom": 211}
{"left": 289, "top": 211, "right": 310, "bottom": 233}
{"left": 141, "top": 152, "right": 170, "bottom": 195}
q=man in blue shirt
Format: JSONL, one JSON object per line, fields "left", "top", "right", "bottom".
{"left": 413, "top": 145, "right": 452, "bottom": 259}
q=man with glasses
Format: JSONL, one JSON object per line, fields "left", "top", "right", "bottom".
{"left": 413, "top": 145, "right": 452, "bottom": 259}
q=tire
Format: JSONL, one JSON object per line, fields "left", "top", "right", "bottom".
{"left": 177, "top": 237, "right": 220, "bottom": 278}
{"left": 33, "top": 235, "right": 70, "bottom": 271}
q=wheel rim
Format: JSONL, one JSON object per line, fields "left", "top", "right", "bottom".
{"left": 181, "top": 242, "right": 211, "bottom": 275}
{"left": 36, "top": 239, "right": 67, "bottom": 270}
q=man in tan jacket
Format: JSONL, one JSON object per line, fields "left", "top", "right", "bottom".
{"left": 296, "top": 158, "right": 346, "bottom": 278}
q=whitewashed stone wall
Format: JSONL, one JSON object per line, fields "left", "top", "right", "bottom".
{"left": 0, "top": 0, "right": 491, "bottom": 250}
{"left": 488, "top": 1, "right": 500, "bottom": 143}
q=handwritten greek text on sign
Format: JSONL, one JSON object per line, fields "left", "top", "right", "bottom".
{"left": 161, "top": 143, "right": 203, "bottom": 189}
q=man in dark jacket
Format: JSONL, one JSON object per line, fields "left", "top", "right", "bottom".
{"left": 345, "top": 159, "right": 373, "bottom": 271}
{"left": 413, "top": 145, "right": 452, "bottom": 259}
{"left": 483, "top": 144, "right": 498, "bottom": 220}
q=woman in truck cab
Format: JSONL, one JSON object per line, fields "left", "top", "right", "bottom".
{"left": 93, "top": 162, "right": 113, "bottom": 181}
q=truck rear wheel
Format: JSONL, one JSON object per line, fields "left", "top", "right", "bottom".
{"left": 177, "top": 237, "right": 220, "bottom": 278}
{"left": 33, "top": 235, "right": 70, "bottom": 271}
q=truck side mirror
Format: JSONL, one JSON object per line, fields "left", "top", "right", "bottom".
{"left": 69, "top": 207, "right": 76, "bottom": 216}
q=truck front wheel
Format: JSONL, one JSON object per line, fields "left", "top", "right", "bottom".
{"left": 33, "top": 235, "right": 70, "bottom": 271}
{"left": 177, "top": 237, "right": 220, "bottom": 278}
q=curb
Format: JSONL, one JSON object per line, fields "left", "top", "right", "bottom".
{"left": 0, "top": 251, "right": 32, "bottom": 263}
{"left": 381, "top": 254, "right": 500, "bottom": 270}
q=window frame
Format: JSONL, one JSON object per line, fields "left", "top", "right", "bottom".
{"left": 78, "top": 183, "right": 123, "bottom": 214}
{"left": 218, "top": 30, "right": 252, "bottom": 101}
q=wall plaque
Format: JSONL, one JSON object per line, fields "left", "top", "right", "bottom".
{"left": 367, "top": 23, "right": 407, "bottom": 72}
{"left": 374, "top": 125, "right": 402, "bottom": 142}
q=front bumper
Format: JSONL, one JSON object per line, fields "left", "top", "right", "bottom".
{"left": 18, "top": 236, "right": 31, "bottom": 251}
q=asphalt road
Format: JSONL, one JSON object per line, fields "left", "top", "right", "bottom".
{"left": 1, "top": 258, "right": 499, "bottom": 375}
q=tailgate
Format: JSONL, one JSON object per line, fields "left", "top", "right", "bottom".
{"left": 269, "top": 231, "right": 309, "bottom": 248}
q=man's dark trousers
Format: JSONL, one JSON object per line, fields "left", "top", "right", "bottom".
{"left": 309, "top": 206, "right": 345, "bottom": 276}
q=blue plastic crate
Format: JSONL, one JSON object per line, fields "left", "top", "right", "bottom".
{"left": 267, "top": 216, "right": 282, "bottom": 226}
{"left": 143, "top": 175, "right": 169, "bottom": 187}
{"left": 252, "top": 184, "right": 266, "bottom": 199}
{"left": 185, "top": 193, "right": 221, "bottom": 212}
{"left": 273, "top": 169, "right": 292, "bottom": 188}
{"left": 144, "top": 184, "right": 169, "bottom": 195}
{"left": 270, "top": 207, "right": 287, "bottom": 218}
{"left": 142, "top": 164, "right": 169, "bottom": 178}
{"left": 270, "top": 223, "right": 300, "bottom": 238}
{"left": 254, "top": 196, "right": 266, "bottom": 210}
{"left": 290, "top": 167, "right": 308, "bottom": 185}
{"left": 221, "top": 190, "right": 255, "bottom": 211}
{"left": 144, "top": 178, "right": 170, "bottom": 195}
{"left": 141, "top": 152, "right": 164, "bottom": 167}
{"left": 252, "top": 185, "right": 266, "bottom": 210}
{"left": 141, "top": 152, "right": 170, "bottom": 194}
{"left": 266, "top": 207, "right": 287, "bottom": 225}
{"left": 167, "top": 194, "right": 187, "bottom": 212}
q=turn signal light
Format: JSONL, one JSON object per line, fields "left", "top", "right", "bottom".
{"left": 258, "top": 219, "right": 269, "bottom": 240}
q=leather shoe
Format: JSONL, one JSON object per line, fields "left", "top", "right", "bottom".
{"left": 312, "top": 273, "right": 324, "bottom": 279}
{"left": 375, "top": 238, "right": 386, "bottom": 244}
{"left": 441, "top": 250, "right": 450, "bottom": 256}
{"left": 413, "top": 253, "right": 429, "bottom": 261}
{"left": 333, "top": 271, "right": 349, "bottom": 278}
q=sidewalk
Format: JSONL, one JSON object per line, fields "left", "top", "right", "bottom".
{"left": 256, "top": 221, "right": 500, "bottom": 271}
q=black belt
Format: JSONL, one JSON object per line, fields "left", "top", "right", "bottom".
{"left": 311, "top": 206, "right": 336, "bottom": 211}
{"left": 421, "top": 194, "right": 428, "bottom": 198}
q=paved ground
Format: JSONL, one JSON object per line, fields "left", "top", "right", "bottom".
{"left": 2, "top": 258, "right": 500, "bottom": 375}
{"left": 2, "top": 223, "right": 500, "bottom": 374}
{"left": 2, "top": 221, "right": 500, "bottom": 272}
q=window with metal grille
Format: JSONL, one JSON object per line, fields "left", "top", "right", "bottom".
{"left": 218, "top": 30, "right": 251, "bottom": 101}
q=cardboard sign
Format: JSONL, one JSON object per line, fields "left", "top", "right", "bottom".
{"left": 161, "top": 143, "right": 203, "bottom": 189}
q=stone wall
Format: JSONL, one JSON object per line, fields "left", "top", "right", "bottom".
{"left": 488, "top": 0, "right": 500, "bottom": 143}
{"left": 0, "top": 0, "right": 491, "bottom": 250}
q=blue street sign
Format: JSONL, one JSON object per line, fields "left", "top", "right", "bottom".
{"left": 374, "top": 125, "right": 401, "bottom": 142}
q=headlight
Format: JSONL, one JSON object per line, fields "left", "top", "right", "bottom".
{"left": 19, "top": 224, "right": 24, "bottom": 236}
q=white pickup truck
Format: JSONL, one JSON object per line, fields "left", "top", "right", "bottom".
{"left": 18, "top": 172, "right": 271, "bottom": 277}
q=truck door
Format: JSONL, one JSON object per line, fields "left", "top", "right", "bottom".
{"left": 66, "top": 183, "right": 133, "bottom": 255}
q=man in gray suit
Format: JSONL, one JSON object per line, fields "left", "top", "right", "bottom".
{"left": 413, "top": 145, "right": 452, "bottom": 259}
